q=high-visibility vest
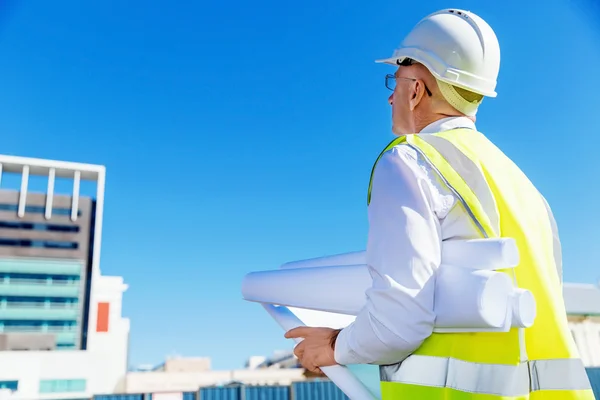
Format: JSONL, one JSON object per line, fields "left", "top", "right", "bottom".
{"left": 367, "top": 128, "right": 594, "bottom": 399}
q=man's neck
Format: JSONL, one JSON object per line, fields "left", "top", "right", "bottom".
{"left": 414, "top": 113, "right": 471, "bottom": 133}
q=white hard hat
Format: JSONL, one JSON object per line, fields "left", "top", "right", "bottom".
{"left": 376, "top": 9, "right": 500, "bottom": 97}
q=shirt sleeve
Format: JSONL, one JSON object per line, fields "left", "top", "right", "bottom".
{"left": 333, "top": 145, "right": 444, "bottom": 365}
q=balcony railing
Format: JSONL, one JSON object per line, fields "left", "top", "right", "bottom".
{"left": 0, "top": 281, "right": 80, "bottom": 297}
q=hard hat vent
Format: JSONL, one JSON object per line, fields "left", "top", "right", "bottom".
{"left": 447, "top": 9, "right": 470, "bottom": 19}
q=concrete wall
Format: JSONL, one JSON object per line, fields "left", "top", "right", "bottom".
{"left": 86, "top": 275, "right": 130, "bottom": 394}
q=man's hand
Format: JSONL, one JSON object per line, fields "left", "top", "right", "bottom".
{"left": 284, "top": 327, "right": 341, "bottom": 373}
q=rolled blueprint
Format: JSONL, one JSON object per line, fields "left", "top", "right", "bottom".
{"left": 281, "top": 250, "right": 366, "bottom": 269}
{"left": 441, "top": 238, "right": 520, "bottom": 270}
{"left": 288, "top": 306, "right": 356, "bottom": 329}
{"left": 510, "top": 288, "right": 536, "bottom": 328}
{"left": 262, "top": 304, "right": 377, "bottom": 400}
{"left": 433, "top": 265, "right": 513, "bottom": 329}
{"left": 242, "top": 265, "right": 371, "bottom": 315}
{"left": 280, "top": 238, "right": 519, "bottom": 271}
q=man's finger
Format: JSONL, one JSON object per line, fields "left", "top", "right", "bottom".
{"left": 307, "top": 363, "right": 321, "bottom": 374}
{"left": 285, "top": 326, "right": 310, "bottom": 338}
{"left": 293, "top": 341, "right": 305, "bottom": 359}
{"left": 299, "top": 358, "right": 316, "bottom": 372}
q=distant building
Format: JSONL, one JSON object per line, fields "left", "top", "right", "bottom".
{"left": 124, "top": 356, "right": 306, "bottom": 394}
{"left": 152, "top": 357, "right": 211, "bottom": 373}
{"left": 249, "top": 350, "right": 299, "bottom": 370}
{"left": 0, "top": 155, "right": 129, "bottom": 400}
{"left": 245, "top": 356, "right": 268, "bottom": 370}
{"left": 565, "top": 283, "right": 600, "bottom": 366}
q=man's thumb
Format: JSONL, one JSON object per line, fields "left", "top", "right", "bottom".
{"left": 284, "top": 327, "right": 307, "bottom": 338}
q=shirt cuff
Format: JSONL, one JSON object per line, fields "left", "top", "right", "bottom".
{"left": 333, "top": 325, "right": 366, "bottom": 365}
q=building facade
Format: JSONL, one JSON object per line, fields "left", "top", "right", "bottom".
{"left": 0, "top": 155, "right": 129, "bottom": 400}
{"left": 125, "top": 359, "right": 307, "bottom": 394}
{"left": 565, "top": 283, "right": 600, "bottom": 367}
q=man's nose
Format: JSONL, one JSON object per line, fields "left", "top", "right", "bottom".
{"left": 388, "top": 93, "right": 393, "bottom": 105}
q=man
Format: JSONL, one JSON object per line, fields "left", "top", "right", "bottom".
{"left": 285, "top": 8, "right": 595, "bottom": 399}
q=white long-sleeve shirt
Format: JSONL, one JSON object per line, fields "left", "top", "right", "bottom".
{"left": 334, "top": 116, "right": 482, "bottom": 366}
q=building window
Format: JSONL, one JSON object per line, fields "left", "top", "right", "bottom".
{"left": 0, "top": 220, "right": 80, "bottom": 233}
{"left": 96, "top": 302, "right": 109, "bottom": 332}
{"left": 39, "top": 379, "right": 86, "bottom": 393}
{"left": 0, "top": 204, "right": 81, "bottom": 217}
{"left": 0, "top": 238, "right": 78, "bottom": 249}
{"left": 0, "top": 381, "right": 18, "bottom": 391}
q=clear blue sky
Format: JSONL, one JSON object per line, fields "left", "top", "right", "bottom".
{"left": 0, "top": 0, "right": 598, "bottom": 370}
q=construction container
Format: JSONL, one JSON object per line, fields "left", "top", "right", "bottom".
{"left": 146, "top": 392, "right": 197, "bottom": 400}
{"left": 199, "top": 386, "right": 241, "bottom": 400}
{"left": 94, "top": 394, "right": 146, "bottom": 400}
{"left": 182, "top": 392, "right": 197, "bottom": 400}
{"left": 244, "top": 385, "right": 289, "bottom": 400}
{"left": 291, "top": 381, "right": 348, "bottom": 400}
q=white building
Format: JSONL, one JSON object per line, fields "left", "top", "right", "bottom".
{"left": 0, "top": 155, "right": 130, "bottom": 400}
{"left": 565, "top": 282, "right": 600, "bottom": 366}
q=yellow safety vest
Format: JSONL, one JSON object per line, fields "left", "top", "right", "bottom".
{"left": 367, "top": 128, "right": 594, "bottom": 399}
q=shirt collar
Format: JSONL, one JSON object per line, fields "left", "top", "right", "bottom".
{"left": 418, "top": 116, "right": 476, "bottom": 134}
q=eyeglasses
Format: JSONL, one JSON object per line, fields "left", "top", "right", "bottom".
{"left": 385, "top": 74, "right": 432, "bottom": 96}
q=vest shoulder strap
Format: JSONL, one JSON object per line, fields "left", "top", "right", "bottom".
{"left": 367, "top": 129, "right": 498, "bottom": 238}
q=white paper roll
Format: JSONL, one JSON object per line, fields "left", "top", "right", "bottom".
{"left": 510, "top": 288, "right": 536, "bottom": 328}
{"left": 280, "top": 250, "right": 366, "bottom": 269}
{"left": 288, "top": 307, "right": 356, "bottom": 329}
{"left": 434, "top": 265, "right": 513, "bottom": 329}
{"left": 279, "top": 238, "right": 519, "bottom": 271}
{"left": 242, "top": 265, "right": 371, "bottom": 315}
{"left": 441, "top": 238, "right": 520, "bottom": 270}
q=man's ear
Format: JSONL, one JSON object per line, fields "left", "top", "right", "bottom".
{"left": 409, "top": 81, "right": 425, "bottom": 111}
{"left": 409, "top": 86, "right": 418, "bottom": 111}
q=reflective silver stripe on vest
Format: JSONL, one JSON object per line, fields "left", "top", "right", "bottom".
{"left": 417, "top": 134, "right": 501, "bottom": 238}
{"left": 540, "top": 193, "right": 563, "bottom": 284}
{"left": 380, "top": 355, "right": 591, "bottom": 395}
{"left": 530, "top": 358, "right": 591, "bottom": 391}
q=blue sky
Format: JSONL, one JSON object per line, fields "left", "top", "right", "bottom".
{"left": 0, "top": 0, "right": 598, "bottom": 370}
